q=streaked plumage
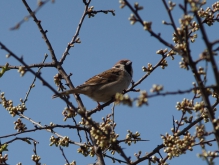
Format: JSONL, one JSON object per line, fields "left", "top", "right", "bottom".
{"left": 52, "top": 59, "right": 133, "bottom": 102}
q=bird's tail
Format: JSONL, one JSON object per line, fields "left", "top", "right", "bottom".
{"left": 52, "top": 89, "right": 78, "bottom": 99}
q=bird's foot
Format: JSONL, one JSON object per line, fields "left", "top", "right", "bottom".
{"left": 96, "top": 102, "right": 103, "bottom": 110}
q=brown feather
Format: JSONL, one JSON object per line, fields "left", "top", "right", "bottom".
{"left": 82, "top": 68, "right": 121, "bottom": 86}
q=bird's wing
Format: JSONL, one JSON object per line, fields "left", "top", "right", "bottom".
{"left": 82, "top": 68, "right": 122, "bottom": 86}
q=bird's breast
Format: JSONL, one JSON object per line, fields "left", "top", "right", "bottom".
{"left": 87, "top": 71, "right": 132, "bottom": 102}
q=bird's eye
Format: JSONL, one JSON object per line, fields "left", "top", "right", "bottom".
{"left": 115, "top": 65, "right": 120, "bottom": 68}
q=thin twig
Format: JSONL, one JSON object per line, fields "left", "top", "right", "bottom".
{"left": 0, "top": 42, "right": 77, "bottom": 111}
{"left": 60, "top": 0, "right": 92, "bottom": 63}
{"left": 195, "top": 11, "right": 219, "bottom": 87}
{"left": 0, "top": 62, "right": 55, "bottom": 69}
{"left": 193, "top": 139, "right": 216, "bottom": 146}
{"left": 117, "top": 139, "right": 149, "bottom": 143}
{"left": 102, "top": 153, "right": 127, "bottom": 164}
{"left": 131, "top": 116, "right": 204, "bottom": 164}
{"left": 10, "top": 0, "right": 51, "bottom": 30}
{"left": 0, "top": 124, "right": 87, "bottom": 139}
{"left": 23, "top": 54, "right": 48, "bottom": 103}
{"left": 87, "top": 55, "right": 168, "bottom": 116}
{"left": 123, "top": 0, "right": 175, "bottom": 50}
{"left": 22, "top": 0, "right": 58, "bottom": 64}
{"left": 72, "top": 117, "right": 82, "bottom": 143}
{"left": 162, "top": 0, "right": 182, "bottom": 44}
{"left": 111, "top": 103, "right": 115, "bottom": 127}
{"left": 4, "top": 137, "right": 37, "bottom": 145}
{"left": 59, "top": 146, "right": 70, "bottom": 165}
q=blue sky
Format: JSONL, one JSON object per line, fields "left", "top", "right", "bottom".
{"left": 0, "top": 0, "right": 219, "bottom": 164}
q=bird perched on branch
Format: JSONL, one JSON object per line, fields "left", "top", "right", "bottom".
{"left": 52, "top": 59, "right": 133, "bottom": 104}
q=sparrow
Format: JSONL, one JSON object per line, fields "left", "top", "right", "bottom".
{"left": 52, "top": 59, "right": 133, "bottom": 103}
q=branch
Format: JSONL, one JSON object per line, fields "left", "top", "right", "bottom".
{"left": 90, "top": 136, "right": 106, "bottom": 165}
{"left": 0, "top": 43, "right": 112, "bottom": 152}
{"left": 20, "top": 1, "right": 105, "bottom": 145}
{"left": 87, "top": 55, "right": 169, "bottom": 116}
{"left": 184, "top": 11, "right": 219, "bottom": 148}
{"left": 22, "top": 0, "right": 58, "bottom": 64}
{"left": 146, "top": 85, "right": 216, "bottom": 99}
{"left": 128, "top": 56, "right": 167, "bottom": 91}
{"left": 88, "top": 9, "right": 115, "bottom": 16}
{"left": 177, "top": 117, "right": 203, "bottom": 136}
{"left": 4, "top": 137, "right": 37, "bottom": 145}
{"left": 0, "top": 42, "right": 77, "bottom": 111}
{"left": 102, "top": 153, "right": 127, "bottom": 164}
{"left": 60, "top": 0, "right": 92, "bottom": 63}
{"left": 19, "top": 113, "right": 85, "bottom": 147}
{"left": 194, "top": 11, "right": 219, "bottom": 89}
{"left": 0, "top": 124, "right": 87, "bottom": 139}
{"left": 59, "top": 146, "right": 70, "bottom": 165}
{"left": 162, "top": 0, "right": 182, "bottom": 43}
{"left": 118, "top": 139, "right": 149, "bottom": 143}
{"left": 23, "top": 54, "right": 48, "bottom": 103}
{"left": 131, "top": 116, "right": 203, "bottom": 164}
{"left": 10, "top": 0, "right": 51, "bottom": 30}
{"left": 193, "top": 139, "right": 216, "bottom": 146}
{"left": 123, "top": 0, "right": 175, "bottom": 50}
{"left": 0, "top": 62, "right": 55, "bottom": 69}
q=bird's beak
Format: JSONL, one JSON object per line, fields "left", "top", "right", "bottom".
{"left": 126, "top": 60, "right": 132, "bottom": 66}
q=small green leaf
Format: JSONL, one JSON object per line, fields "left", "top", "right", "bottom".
{"left": 0, "top": 143, "right": 8, "bottom": 152}
{"left": 0, "top": 63, "right": 10, "bottom": 78}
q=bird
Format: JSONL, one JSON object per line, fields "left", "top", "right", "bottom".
{"left": 52, "top": 59, "right": 133, "bottom": 104}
